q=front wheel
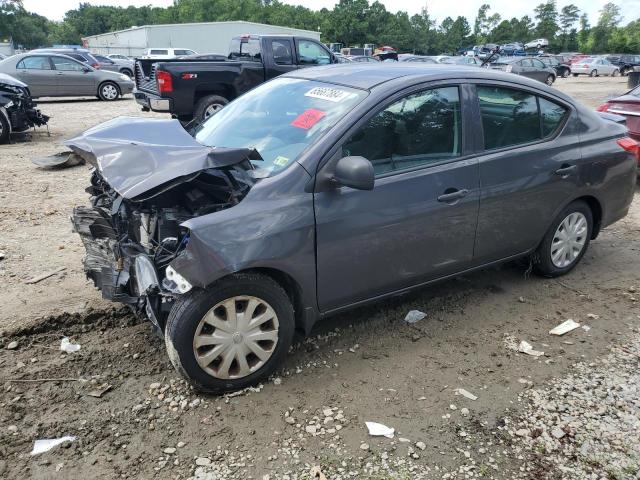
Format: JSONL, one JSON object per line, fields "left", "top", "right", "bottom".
{"left": 590, "top": 69, "right": 598, "bottom": 77}
{"left": 164, "top": 272, "right": 295, "bottom": 394}
{"left": 612, "top": 69, "right": 620, "bottom": 77}
{"left": 98, "top": 81, "right": 120, "bottom": 101}
{"left": 545, "top": 74, "right": 555, "bottom": 86}
{"left": 533, "top": 201, "right": 593, "bottom": 278}
{"left": 562, "top": 69, "right": 570, "bottom": 78}
{"left": 572, "top": 73, "right": 579, "bottom": 77}
{"left": 0, "top": 112, "right": 10, "bottom": 144}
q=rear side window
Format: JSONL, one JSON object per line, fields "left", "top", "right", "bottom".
{"left": 174, "top": 50, "right": 194, "bottom": 56}
{"left": 150, "top": 50, "right": 168, "bottom": 55}
{"left": 17, "top": 56, "right": 51, "bottom": 70}
{"left": 271, "top": 40, "right": 293, "bottom": 65}
{"left": 342, "top": 86, "right": 462, "bottom": 176}
{"left": 477, "top": 86, "right": 568, "bottom": 150}
{"left": 229, "top": 38, "right": 261, "bottom": 61}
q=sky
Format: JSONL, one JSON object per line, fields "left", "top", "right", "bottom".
{"left": 22, "top": 0, "right": 640, "bottom": 26}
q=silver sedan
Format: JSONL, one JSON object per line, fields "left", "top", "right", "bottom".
{"left": 571, "top": 57, "right": 620, "bottom": 77}
{"left": 0, "top": 53, "right": 134, "bottom": 100}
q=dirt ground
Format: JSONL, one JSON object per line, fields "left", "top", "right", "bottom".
{"left": 0, "top": 76, "right": 638, "bottom": 479}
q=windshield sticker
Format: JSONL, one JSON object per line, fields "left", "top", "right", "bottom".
{"left": 290, "top": 109, "right": 326, "bottom": 130}
{"left": 305, "top": 87, "right": 351, "bottom": 103}
{"left": 273, "top": 155, "right": 290, "bottom": 167}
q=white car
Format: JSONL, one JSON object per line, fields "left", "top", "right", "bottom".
{"left": 571, "top": 57, "right": 620, "bottom": 77}
{"left": 107, "top": 54, "right": 132, "bottom": 61}
{"left": 142, "top": 48, "right": 197, "bottom": 59}
{"left": 524, "top": 38, "right": 549, "bottom": 49}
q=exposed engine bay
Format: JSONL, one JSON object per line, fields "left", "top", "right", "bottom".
{"left": 0, "top": 73, "right": 49, "bottom": 144}
{"left": 69, "top": 117, "right": 260, "bottom": 331}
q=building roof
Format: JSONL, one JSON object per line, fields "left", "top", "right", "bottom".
{"left": 83, "top": 20, "right": 320, "bottom": 40}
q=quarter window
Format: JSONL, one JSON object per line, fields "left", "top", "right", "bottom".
{"left": 342, "top": 87, "right": 462, "bottom": 176}
{"left": 17, "top": 56, "right": 51, "bottom": 70}
{"left": 477, "top": 86, "right": 568, "bottom": 150}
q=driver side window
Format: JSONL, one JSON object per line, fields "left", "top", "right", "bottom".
{"left": 342, "top": 87, "right": 462, "bottom": 176}
{"left": 51, "top": 56, "right": 85, "bottom": 71}
{"left": 297, "top": 40, "right": 330, "bottom": 65}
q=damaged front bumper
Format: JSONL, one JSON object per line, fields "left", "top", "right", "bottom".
{"left": 69, "top": 117, "right": 259, "bottom": 331}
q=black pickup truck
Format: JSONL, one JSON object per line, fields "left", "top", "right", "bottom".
{"left": 134, "top": 34, "right": 335, "bottom": 123}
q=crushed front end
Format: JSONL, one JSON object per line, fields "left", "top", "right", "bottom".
{"left": 0, "top": 74, "right": 49, "bottom": 141}
{"left": 69, "top": 117, "right": 258, "bottom": 332}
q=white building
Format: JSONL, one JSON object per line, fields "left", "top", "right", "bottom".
{"left": 83, "top": 20, "right": 321, "bottom": 57}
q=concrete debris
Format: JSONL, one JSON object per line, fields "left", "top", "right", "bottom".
{"left": 6, "top": 341, "right": 18, "bottom": 350}
{"left": 60, "top": 337, "right": 81, "bottom": 353}
{"left": 85, "top": 383, "right": 112, "bottom": 398}
{"left": 549, "top": 319, "right": 581, "bottom": 336}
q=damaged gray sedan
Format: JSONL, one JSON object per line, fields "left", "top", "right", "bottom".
{"left": 72, "top": 65, "right": 637, "bottom": 393}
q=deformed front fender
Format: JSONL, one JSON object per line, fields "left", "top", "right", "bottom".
{"left": 170, "top": 162, "right": 318, "bottom": 314}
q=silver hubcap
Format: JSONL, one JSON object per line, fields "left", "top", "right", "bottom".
{"left": 102, "top": 84, "right": 118, "bottom": 100}
{"left": 551, "top": 212, "right": 587, "bottom": 268}
{"left": 193, "top": 296, "right": 279, "bottom": 379}
{"left": 204, "top": 103, "right": 223, "bottom": 119}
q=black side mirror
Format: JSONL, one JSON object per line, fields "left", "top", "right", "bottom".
{"left": 82, "top": 67, "right": 92, "bottom": 73}
{"left": 333, "top": 156, "right": 374, "bottom": 190}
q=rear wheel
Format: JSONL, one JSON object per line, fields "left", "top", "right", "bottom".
{"left": 98, "top": 81, "right": 120, "bottom": 101}
{"left": 533, "top": 201, "right": 593, "bottom": 277}
{"left": 612, "top": 69, "right": 620, "bottom": 77}
{"left": 562, "top": 69, "right": 570, "bottom": 78}
{"left": 193, "top": 94, "right": 228, "bottom": 125}
{"left": 590, "top": 69, "right": 598, "bottom": 77}
{"left": 164, "top": 273, "right": 295, "bottom": 394}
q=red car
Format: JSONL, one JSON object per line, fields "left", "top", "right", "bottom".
{"left": 597, "top": 85, "right": 640, "bottom": 141}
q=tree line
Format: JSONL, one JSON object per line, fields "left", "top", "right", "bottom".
{"left": 0, "top": 0, "right": 638, "bottom": 54}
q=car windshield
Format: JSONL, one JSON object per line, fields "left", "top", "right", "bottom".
{"left": 194, "top": 78, "right": 367, "bottom": 176}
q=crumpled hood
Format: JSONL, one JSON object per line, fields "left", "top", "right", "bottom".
{"left": 0, "top": 73, "right": 27, "bottom": 88}
{"left": 65, "top": 116, "right": 260, "bottom": 200}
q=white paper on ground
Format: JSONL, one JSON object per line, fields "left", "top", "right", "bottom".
{"left": 454, "top": 388, "right": 478, "bottom": 401}
{"left": 365, "top": 421, "right": 395, "bottom": 438}
{"left": 60, "top": 337, "right": 81, "bottom": 353}
{"left": 518, "top": 340, "right": 545, "bottom": 357}
{"left": 31, "top": 436, "right": 76, "bottom": 455}
{"left": 404, "top": 310, "right": 427, "bottom": 323}
{"left": 549, "top": 319, "right": 581, "bottom": 336}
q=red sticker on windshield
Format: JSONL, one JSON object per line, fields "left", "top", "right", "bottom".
{"left": 291, "top": 109, "right": 326, "bottom": 130}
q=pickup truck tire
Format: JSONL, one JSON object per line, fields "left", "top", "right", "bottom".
{"left": 164, "top": 272, "right": 294, "bottom": 394}
{"left": 98, "top": 81, "right": 120, "bottom": 101}
{"left": 193, "top": 95, "right": 228, "bottom": 124}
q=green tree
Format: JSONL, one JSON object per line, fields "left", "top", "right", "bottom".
{"left": 534, "top": 0, "right": 558, "bottom": 42}
{"left": 559, "top": 4, "right": 579, "bottom": 50}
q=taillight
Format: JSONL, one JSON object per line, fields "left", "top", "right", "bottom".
{"left": 156, "top": 70, "right": 173, "bottom": 93}
{"left": 617, "top": 137, "right": 640, "bottom": 160}
{"left": 596, "top": 103, "right": 610, "bottom": 112}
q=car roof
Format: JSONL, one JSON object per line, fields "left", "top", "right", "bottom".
{"left": 283, "top": 63, "right": 568, "bottom": 96}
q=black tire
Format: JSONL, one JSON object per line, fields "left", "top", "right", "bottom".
{"left": 572, "top": 73, "right": 579, "bottom": 77}
{"left": 620, "top": 67, "right": 628, "bottom": 76}
{"left": 0, "top": 112, "right": 10, "bottom": 144}
{"left": 533, "top": 200, "right": 593, "bottom": 278}
{"left": 612, "top": 69, "right": 620, "bottom": 77}
{"left": 562, "top": 69, "right": 570, "bottom": 78}
{"left": 545, "top": 74, "right": 555, "bottom": 86}
{"left": 98, "top": 81, "right": 120, "bottom": 101}
{"left": 590, "top": 69, "right": 598, "bottom": 77}
{"left": 164, "top": 272, "right": 295, "bottom": 394}
{"left": 120, "top": 68, "right": 133, "bottom": 78}
{"left": 193, "top": 94, "right": 228, "bottom": 124}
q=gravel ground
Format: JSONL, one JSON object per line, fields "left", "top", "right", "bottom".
{"left": 0, "top": 76, "right": 638, "bottom": 479}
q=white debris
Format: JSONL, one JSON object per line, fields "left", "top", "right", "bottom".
{"left": 518, "top": 340, "right": 545, "bottom": 357}
{"left": 365, "top": 421, "right": 395, "bottom": 438}
{"left": 582, "top": 325, "right": 591, "bottom": 332}
{"left": 586, "top": 313, "right": 599, "bottom": 320}
{"left": 454, "top": 388, "right": 478, "bottom": 401}
{"left": 404, "top": 310, "right": 427, "bottom": 323}
{"left": 415, "top": 441, "right": 426, "bottom": 450}
{"left": 31, "top": 436, "right": 76, "bottom": 455}
{"left": 549, "top": 319, "right": 580, "bottom": 336}
{"left": 6, "top": 341, "right": 18, "bottom": 350}
{"left": 60, "top": 337, "right": 80, "bottom": 353}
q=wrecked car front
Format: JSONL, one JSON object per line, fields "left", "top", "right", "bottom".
{"left": 70, "top": 117, "right": 264, "bottom": 330}
{"left": 0, "top": 73, "right": 48, "bottom": 141}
